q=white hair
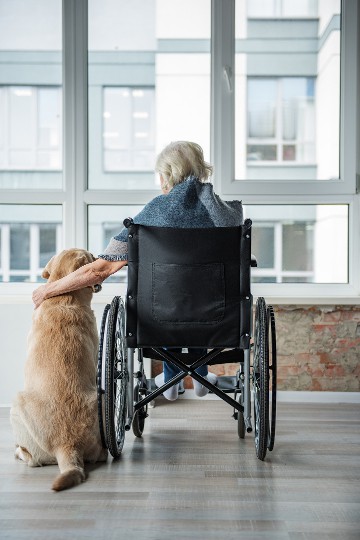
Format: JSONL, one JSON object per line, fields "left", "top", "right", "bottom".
{"left": 155, "top": 141, "right": 213, "bottom": 187}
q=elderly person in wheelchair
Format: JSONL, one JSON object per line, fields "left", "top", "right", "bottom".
{"left": 33, "top": 141, "right": 243, "bottom": 400}
{"left": 33, "top": 140, "right": 276, "bottom": 462}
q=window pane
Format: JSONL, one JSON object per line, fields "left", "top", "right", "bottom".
{"left": 252, "top": 225, "right": 275, "bottom": 268}
{"left": 10, "top": 225, "right": 30, "bottom": 270}
{"left": 248, "top": 0, "right": 317, "bottom": 18}
{"left": 247, "top": 145, "right": 277, "bottom": 161}
{"left": 39, "top": 225, "right": 57, "bottom": 268}
{"left": 245, "top": 205, "right": 348, "bottom": 283}
{"left": 282, "top": 222, "right": 314, "bottom": 272}
{"left": 0, "top": 0, "right": 62, "bottom": 189}
{"left": 248, "top": 79, "right": 276, "bottom": 138}
{"left": 103, "top": 87, "right": 155, "bottom": 171}
{"left": 235, "top": 1, "right": 341, "bottom": 181}
{"left": 88, "top": 0, "right": 211, "bottom": 190}
{"left": 88, "top": 205, "right": 144, "bottom": 282}
{"left": 0, "top": 205, "right": 62, "bottom": 282}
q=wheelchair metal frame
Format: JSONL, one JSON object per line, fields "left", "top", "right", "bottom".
{"left": 97, "top": 219, "right": 277, "bottom": 462}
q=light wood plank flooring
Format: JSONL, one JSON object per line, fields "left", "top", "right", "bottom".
{"left": 1, "top": 400, "right": 359, "bottom": 540}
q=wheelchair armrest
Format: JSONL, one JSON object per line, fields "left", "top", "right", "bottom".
{"left": 251, "top": 254, "right": 258, "bottom": 267}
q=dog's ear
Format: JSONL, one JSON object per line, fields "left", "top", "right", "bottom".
{"left": 42, "top": 256, "right": 55, "bottom": 279}
{"left": 73, "top": 252, "right": 93, "bottom": 271}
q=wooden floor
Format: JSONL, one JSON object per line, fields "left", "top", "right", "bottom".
{"left": 1, "top": 400, "right": 360, "bottom": 540}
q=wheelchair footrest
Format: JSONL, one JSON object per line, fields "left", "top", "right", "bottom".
{"left": 209, "top": 375, "right": 237, "bottom": 393}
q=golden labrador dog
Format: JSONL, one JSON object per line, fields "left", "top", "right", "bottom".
{"left": 10, "top": 249, "right": 107, "bottom": 491}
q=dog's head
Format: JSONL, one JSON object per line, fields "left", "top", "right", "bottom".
{"left": 42, "top": 249, "right": 102, "bottom": 293}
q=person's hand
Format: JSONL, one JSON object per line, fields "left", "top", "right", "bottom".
{"left": 32, "top": 284, "right": 48, "bottom": 309}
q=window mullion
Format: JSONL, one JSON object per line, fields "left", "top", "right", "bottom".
{"left": 211, "top": 0, "right": 234, "bottom": 195}
{"left": 277, "top": 79, "right": 282, "bottom": 164}
{"left": 62, "top": 0, "right": 88, "bottom": 249}
{"left": 1, "top": 225, "right": 10, "bottom": 282}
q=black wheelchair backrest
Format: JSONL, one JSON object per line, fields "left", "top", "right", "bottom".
{"left": 125, "top": 219, "right": 253, "bottom": 349}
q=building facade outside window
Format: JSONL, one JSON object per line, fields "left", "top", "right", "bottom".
{"left": 0, "top": 205, "right": 62, "bottom": 283}
{"left": 103, "top": 87, "right": 155, "bottom": 172}
{"left": 0, "top": 0, "right": 358, "bottom": 297}
{"left": 0, "top": 86, "right": 62, "bottom": 171}
{"left": 247, "top": 78, "right": 315, "bottom": 165}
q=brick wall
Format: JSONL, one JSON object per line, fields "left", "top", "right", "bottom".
{"left": 151, "top": 305, "right": 360, "bottom": 392}
{"left": 273, "top": 305, "right": 360, "bottom": 391}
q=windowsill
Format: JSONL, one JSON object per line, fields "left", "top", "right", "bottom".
{"left": 259, "top": 296, "right": 360, "bottom": 306}
{"left": 0, "top": 282, "right": 359, "bottom": 306}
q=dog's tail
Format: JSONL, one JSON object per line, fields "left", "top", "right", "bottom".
{"left": 52, "top": 448, "right": 85, "bottom": 492}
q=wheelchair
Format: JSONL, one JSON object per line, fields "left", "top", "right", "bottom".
{"left": 97, "top": 218, "right": 277, "bottom": 461}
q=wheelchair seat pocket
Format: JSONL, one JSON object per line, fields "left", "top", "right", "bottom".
{"left": 152, "top": 262, "right": 225, "bottom": 324}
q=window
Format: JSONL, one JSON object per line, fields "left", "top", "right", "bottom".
{"left": 88, "top": 0, "right": 211, "bottom": 190}
{"left": 0, "top": 86, "right": 62, "bottom": 171}
{"left": 234, "top": 0, "right": 341, "bottom": 183}
{"left": 88, "top": 205, "right": 144, "bottom": 283}
{"left": 0, "top": 0, "right": 62, "bottom": 190}
{"left": 247, "top": 78, "right": 315, "bottom": 166}
{"left": 0, "top": 205, "right": 62, "bottom": 283}
{"left": 246, "top": 205, "right": 348, "bottom": 284}
{"left": 1, "top": 0, "right": 358, "bottom": 298}
{"left": 255, "top": 218, "right": 329, "bottom": 283}
{"left": 103, "top": 87, "right": 155, "bottom": 172}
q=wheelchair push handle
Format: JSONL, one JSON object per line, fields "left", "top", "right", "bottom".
{"left": 123, "top": 217, "right": 134, "bottom": 228}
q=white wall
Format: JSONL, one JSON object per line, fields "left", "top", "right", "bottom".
{"left": 0, "top": 290, "right": 126, "bottom": 406}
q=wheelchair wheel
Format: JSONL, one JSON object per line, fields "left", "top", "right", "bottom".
{"left": 253, "top": 297, "right": 269, "bottom": 461}
{"left": 97, "top": 303, "right": 110, "bottom": 449}
{"left": 237, "top": 410, "right": 245, "bottom": 439}
{"left": 132, "top": 379, "right": 148, "bottom": 438}
{"left": 132, "top": 349, "right": 148, "bottom": 438}
{"left": 104, "top": 296, "right": 129, "bottom": 459}
{"left": 267, "top": 305, "right": 277, "bottom": 452}
{"left": 236, "top": 372, "right": 245, "bottom": 439}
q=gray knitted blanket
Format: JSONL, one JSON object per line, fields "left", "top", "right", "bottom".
{"left": 99, "top": 176, "right": 243, "bottom": 261}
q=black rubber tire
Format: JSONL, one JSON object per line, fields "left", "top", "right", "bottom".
{"left": 237, "top": 409, "right": 246, "bottom": 439}
{"left": 236, "top": 372, "right": 246, "bottom": 439}
{"left": 97, "top": 303, "right": 110, "bottom": 449}
{"left": 267, "top": 305, "right": 277, "bottom": 452}
{"left": 104, "top": 296, "right": 128, "bottom": 459}
{"left": 132, "top": 383, "right": 148, "bottom": 438}
{"left": 253, "top": 297, "right": 269, "bottom": 461}
{"left": 132, "top": 349, "right": 148, "bottom": 438}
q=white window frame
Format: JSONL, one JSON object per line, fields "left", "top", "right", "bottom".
{"left": 211, "top": 0, "right": 360, "bottom": 302}
{"left": 0, "top": 0, "right": 359, "bottom": 304}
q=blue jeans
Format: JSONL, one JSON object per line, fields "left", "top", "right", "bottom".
{"left": 163, "top": 348, "right": 208, "bottom": 383}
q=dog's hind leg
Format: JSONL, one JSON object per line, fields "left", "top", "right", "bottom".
{"left": 52, "top": 448, "right": 86, "bottom": 492}
{"left": 83, "top": 435, "right": 108, "bottom": 464}
{"left": 10, "top": 404, "right": 56, "bottom": 467}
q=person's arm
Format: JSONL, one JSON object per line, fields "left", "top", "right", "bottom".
{"left": 32, "top": 258, "right": 127, "bottom": 309}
